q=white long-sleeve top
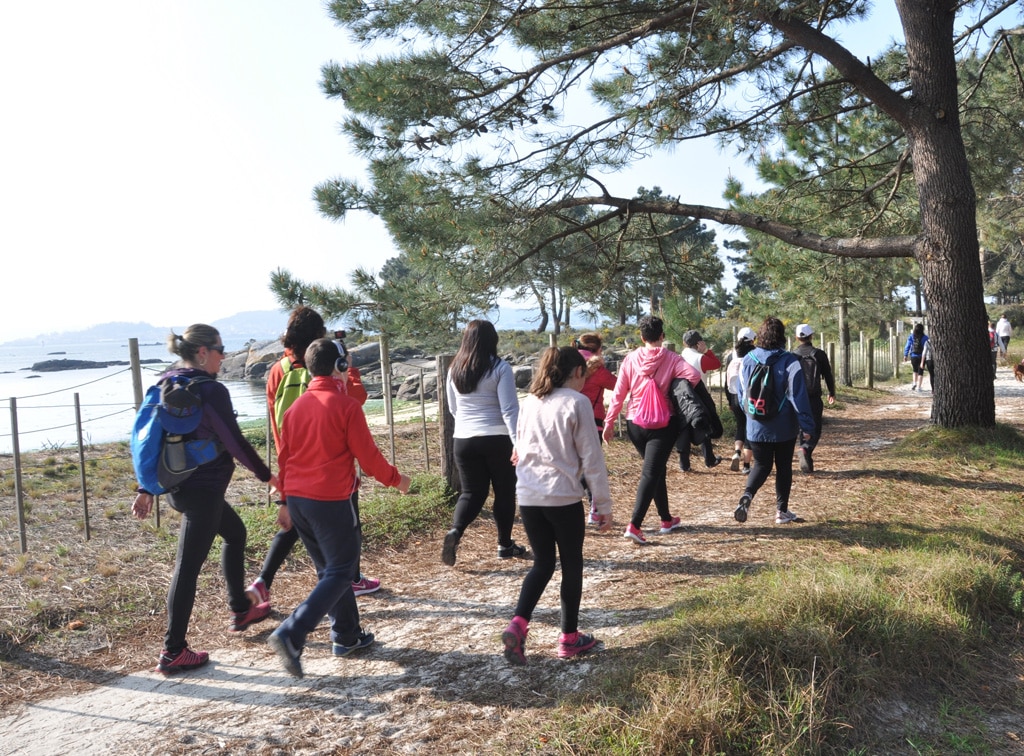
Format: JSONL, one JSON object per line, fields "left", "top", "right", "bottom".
{"left": 515, "top": 387, "right": 611, "bottom": 515}
{"left": 446, "top": 357, "right": 519, "bottom": 439}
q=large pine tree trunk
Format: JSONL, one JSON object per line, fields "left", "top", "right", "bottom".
{"left": 899, "top": 0, "right": 995, "bottom": 427}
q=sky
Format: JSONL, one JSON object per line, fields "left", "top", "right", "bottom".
{"left": 0, "top": 2, "right": 905, "bottom": 343}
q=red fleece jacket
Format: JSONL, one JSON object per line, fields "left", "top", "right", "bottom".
{"left": 278, "top": 376, "right": 400, "bottom": 501}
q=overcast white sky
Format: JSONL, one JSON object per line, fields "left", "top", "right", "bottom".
{"left": 0, "top": 2, "right": 906, "bottom": 342}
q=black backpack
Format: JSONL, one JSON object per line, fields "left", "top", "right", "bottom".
{"left": 745, "top": 354, "right": 784, "bottom": 421}
{"left": 799, "top": 352, "right": 821, "bottom": 396}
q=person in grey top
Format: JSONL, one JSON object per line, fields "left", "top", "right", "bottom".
{"left": 442, "top": 319, "right": 526, "bottom": 566}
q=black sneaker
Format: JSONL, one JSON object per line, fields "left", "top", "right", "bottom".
{"left": 734, "top": 494, "right": 752, "bottom": 523}
{"left": 332, "top": 631, "right": 375, "bottom": 657}
{"left": 498, "top": 541, "right": 527, "bottom": 559}
{"left": 441, "top": 528, "right": 461, "bottom": 567}
{"left": 268, "top": 630, "right": 304, "bottom": 678}
{"left": 705, "top": 456, "right": 722, "bottom": 469}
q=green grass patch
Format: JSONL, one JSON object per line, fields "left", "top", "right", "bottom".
{"left": 529, "top": 423, "right": 1024, "bottom": 755}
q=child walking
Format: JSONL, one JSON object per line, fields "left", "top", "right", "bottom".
{"left": 502, "top": 347, "right": 613, "bottom": 665}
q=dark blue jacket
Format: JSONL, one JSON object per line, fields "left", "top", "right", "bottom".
{"left": 739, "top": 348, "right": 815, "bottom": 443}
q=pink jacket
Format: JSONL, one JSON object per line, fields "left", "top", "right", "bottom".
{"left": 605, "top": 346, "right": 700, "bottom": 427}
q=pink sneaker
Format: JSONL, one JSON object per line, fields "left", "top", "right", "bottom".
{"left": 624, "top": 523, "right": 647, "bottom": 544}
{"left": 502, "top": 619, "right": 528, "bottom": 666}
{"left": 558, "top": 631, "right": 599, "bottom": 659}
{"left": 352, "top": 575, "right": 381, "bottom": 596}
{"left": 246, "top": 578, "right": 269, "bottom": 605}
{"left": 156, "top": 646, "right": 209, "bottom": 674}
{"left": 659, "top": 516, "right": 683, "bottom": 534}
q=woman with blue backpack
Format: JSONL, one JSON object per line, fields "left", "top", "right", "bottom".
{"left": 131, "top": 323, "right": 280, "bottom": 674}
{"left": 734, "top": 317, "right": 816, "bottom": 525}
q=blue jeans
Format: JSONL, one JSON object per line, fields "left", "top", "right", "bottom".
{"left": 625, "top": 417, "right": 679, "bottom": 527}
{"left": 259, "top": 490, "right": 362, "bottom": 588}
{"left": 278, "top": 496, "right": 363, "bottom": 649}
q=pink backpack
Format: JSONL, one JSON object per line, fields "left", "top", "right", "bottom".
{"left": 631, "top": 375, "right": 672, "bottom": 429}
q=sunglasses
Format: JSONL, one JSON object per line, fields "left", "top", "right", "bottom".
{"left": 208, "top": 345, "right": 226, "bottom": 354}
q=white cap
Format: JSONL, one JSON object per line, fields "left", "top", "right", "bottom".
{"left": 737, "top": 327, "right": 756, "bottom": 342}
{"left": 796, "top": 323, "right": 814, "bottom": 338}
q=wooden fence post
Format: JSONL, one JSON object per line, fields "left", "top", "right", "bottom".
{"left": 418, "top": 368, "right": 430, "bottom": 474}
{"left": 436, "top": 354, "right": 458, "bottom": 495}
{"left": 10, "top": 398, "right": 27, "bottom": 553}
{"left": 865, "top": 338, "right": 875, "bottom": 389}
{"left": 129, "top": 338, "right": 144, "bottom": 411}
{"left": 74, "top": 393, "right": 90, "bottom": 541}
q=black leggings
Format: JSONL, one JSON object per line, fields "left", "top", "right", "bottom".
{"left": 452, "top": 435, "right": 517, "bottom": 546}
{"left": 514, "top": 502, "right": 586, "bottom": 633}
{"left": 743, "top": 438, "right": 797, "bottom": 512}
{"left": 625, "top": 417, "right": 679, "bottom": 527}
{"left": 727, "top": 393, "right": 749, "bottom": 446}
{"left": 164, "top": 487, "right": 248, "bottom": 654}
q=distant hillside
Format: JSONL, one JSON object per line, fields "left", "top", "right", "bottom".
{"left": 0, "top": 311, "right": 288, "bottom": 350}
{"left": 0, "top": 307, "right": 600, "bottom": 350}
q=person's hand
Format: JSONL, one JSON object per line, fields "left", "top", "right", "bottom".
{"left": 276, "top": 502, "right": 292, "bottom": 531}
{"left": 132, "top": 492, "right": 154, "bottom": 520}
{"left": 827, "top": 395, "right": 836, "bottom": 405}
{"left": 266, "top": 471, "right": 282, "bottom": 495}
{"left": 397, "top": 474, "right": 412, "bottom": 494}
{"left": 602, "top": 423, "right": 615, "bottom": 444}
{"left": 595, "top": 513, "right": 613, "bottom": 533}
{"left": 510, "top": 449, "right": 519, "bottom": 466}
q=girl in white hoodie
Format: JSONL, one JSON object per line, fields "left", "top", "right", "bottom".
{"left": 501, "top": 347, "right": 613, "bottom": 665}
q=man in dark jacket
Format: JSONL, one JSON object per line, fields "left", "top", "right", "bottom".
{"left": 792, "top": 324, "right": 836, "bottom": 473}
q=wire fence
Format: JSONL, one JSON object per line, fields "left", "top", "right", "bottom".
{"left": 0, "top": 341, "right": 450, "bottom": 554}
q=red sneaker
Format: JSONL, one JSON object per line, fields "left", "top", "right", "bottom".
{"left": 156, "top": 647, "right": 209, "bottom": 674}
{"left": 246, "top": 578, "right": 269, "bottom": 605}
{"left": 228, "top": 600, "right": 271, "bottom": 632}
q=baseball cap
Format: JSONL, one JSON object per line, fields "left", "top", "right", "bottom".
{"left": 737, "top": 327, "right": 756, "bottom": 342}
{"left": 683, "top": 330, "right": 703, "bottom": 347}
{"left": 796, "top": 324, "right": 814, "bottom": 338}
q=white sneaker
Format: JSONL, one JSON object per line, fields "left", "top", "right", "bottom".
{"left": 775, "top": 510, "right": 797, "bottom": 524}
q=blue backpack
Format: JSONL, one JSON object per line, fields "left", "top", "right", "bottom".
{"left": 131, "top": 375, "right": 223, "bottom": 495}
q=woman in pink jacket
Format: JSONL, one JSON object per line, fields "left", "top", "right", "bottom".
{"left": 603, "top": 316, "right": 700, "bottom": 544}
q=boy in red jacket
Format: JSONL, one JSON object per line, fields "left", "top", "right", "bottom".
{"left": 268, "top": 339, "right": 410, "bottom": 678}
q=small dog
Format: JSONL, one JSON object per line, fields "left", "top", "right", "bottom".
{"left": 1013, "top": 362, "right": 1024, "bottom": 382}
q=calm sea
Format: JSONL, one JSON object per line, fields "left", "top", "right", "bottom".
{"left": 0, "top": 339, "right": 267, "bottom": 455}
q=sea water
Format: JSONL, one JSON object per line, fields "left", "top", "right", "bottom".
{"left": 0, "top": 339, "right": 267, "bottom": 455}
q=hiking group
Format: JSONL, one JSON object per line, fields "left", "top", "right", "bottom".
{"left": 131, "top": 311, "right": 836, "bottom": 674}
